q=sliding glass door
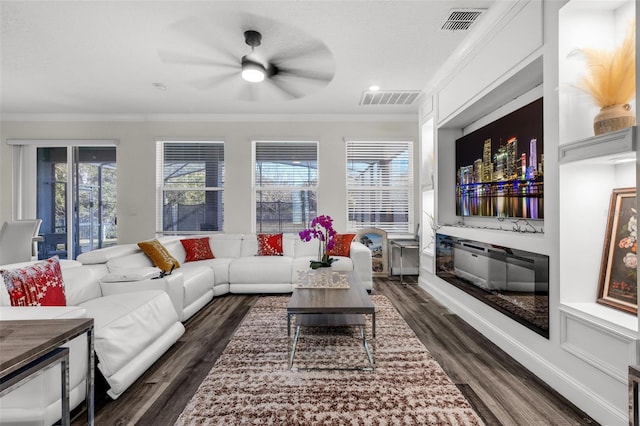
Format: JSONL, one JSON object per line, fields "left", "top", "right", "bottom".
{"left": 36, "top": 146, "right": 117, "bottom": 259}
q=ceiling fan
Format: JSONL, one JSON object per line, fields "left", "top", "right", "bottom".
{"left": 158, "top": 24, "right": 334, "bottom": 100}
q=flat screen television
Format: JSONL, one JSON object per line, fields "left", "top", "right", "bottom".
{"left": 455, "top": 97, "right": 543, "bottom": 219}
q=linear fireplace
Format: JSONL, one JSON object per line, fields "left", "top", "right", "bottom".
{"left": 435, "top": 233, "right": 549, "bottom": 338}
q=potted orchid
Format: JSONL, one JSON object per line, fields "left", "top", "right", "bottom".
{"left": 298, "top": 214, "right": 337, "bottom": 269}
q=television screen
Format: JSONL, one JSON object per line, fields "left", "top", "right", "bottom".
{"left": 455, "top": 97, "right": 543, "bottom": 219}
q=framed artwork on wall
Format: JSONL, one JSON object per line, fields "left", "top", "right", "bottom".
{"left": 356, "top": 227, "right": 388, "bottom": 276}
{"left": 597, "top": 187, "right": 637, "bottom": 314}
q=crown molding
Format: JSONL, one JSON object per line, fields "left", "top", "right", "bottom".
{"left": 0, "top": 113, "right": 418, "bottom": 123}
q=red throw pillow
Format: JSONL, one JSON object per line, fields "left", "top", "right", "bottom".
{"left": 327, "top": 233, "right": 356, "bottom": 257}
{"left": 1, "top": 256, "right": 66, "bottom": 307}
{"left": 180, "top": 237, "right": 215, "bottom": 262}
{"left": 257, "top": 233, "right": 283, "bottom": 256}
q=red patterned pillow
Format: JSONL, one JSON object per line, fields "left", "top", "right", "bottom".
{"left": 327, "top": 233, "right": 356, "bottom": 257}
{"left": 257, "top": 233, "right": 283, "bottom": 256}
{"left": 1, "top": 256, "right": 66, "bottom": 306}
{"left": 181, "top": 237, "right": 215, "bottom": 262}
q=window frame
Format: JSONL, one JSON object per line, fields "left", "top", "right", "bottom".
{"left": 345, "top": 140, "right": 415, "bottom": 234}
{"left": 252, "top": 140, "right": 319, "bottom": 233}
{"left": 156, "top": 140, "right": 225, "bottom": 235}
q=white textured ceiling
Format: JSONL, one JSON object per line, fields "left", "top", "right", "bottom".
{"left": 0, "top": 1, "right": 495, "bottom": 117}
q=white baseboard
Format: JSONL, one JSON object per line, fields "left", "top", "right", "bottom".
{"left": 419, "top": 276, "right": 627, "bottom": 426}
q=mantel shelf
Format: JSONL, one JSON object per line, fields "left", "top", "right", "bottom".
{"left": 558, "top": 126, "right": 636, "bottom": 165}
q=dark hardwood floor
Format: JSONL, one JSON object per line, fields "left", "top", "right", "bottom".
{"left": 77, "top": 277, "right": 598, "bottom": 426}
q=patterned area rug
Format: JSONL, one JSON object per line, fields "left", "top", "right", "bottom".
{"left": 176, "top": 295, "right": 484, "bottom": 425}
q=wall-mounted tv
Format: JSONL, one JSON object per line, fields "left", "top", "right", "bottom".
{"left": 455, "top": 97, "right": 543, "bottom": 219}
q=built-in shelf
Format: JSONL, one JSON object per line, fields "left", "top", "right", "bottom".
{"left": 559, "top": 127, "right": 636, "bottom": 164}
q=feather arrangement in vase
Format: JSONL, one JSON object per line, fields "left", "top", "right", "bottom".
{"left": 578, "top": 20, "right": 636, "bottom": 135}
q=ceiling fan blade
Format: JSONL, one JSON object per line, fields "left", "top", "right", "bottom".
{"left": 168, "top": 17, "right": 242, "bottom": 65}
{"left": 266, "top": 77, "right": 303, "bottom": 99}
{"left": 189, "top": 71, "right": 238, "bottom": 91}
{"left": 274, "top": 67, "right": 333, "bottom": 83}
{"left": 158, "top": 50, "right": 238, "bottom": 69}
{"left": 268, "top": 40, "right": 332, "bottom": 64}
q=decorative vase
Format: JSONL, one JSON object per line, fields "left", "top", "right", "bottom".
{"left": 593, "top": 103, "right": 636, "bottom": 135}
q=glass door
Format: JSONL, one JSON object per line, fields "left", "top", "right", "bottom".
{"left": 36, "top": 146, "right": 116, "bottom": 259}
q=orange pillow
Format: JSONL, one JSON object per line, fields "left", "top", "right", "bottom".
{"left": 138, "top": 239, "right": 180, "bottom": 272}
{"left": 180, "top": 237, "right": 214, "bottom": 262}
{"left": 257, "top": 233, "right": 283, "bottom": 256}
{"left": 327, "top": 233, "right": 356, "bottom": 257}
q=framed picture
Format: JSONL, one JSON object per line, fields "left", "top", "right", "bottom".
{"left": 356, "top": 227, "right": 388, "bottom": 276}
{"left": 597, "top": 187, "right": 637, "bottom": 314}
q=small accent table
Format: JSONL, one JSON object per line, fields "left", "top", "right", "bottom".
{"left": 0, "top": 318, "right": 95, "bottom": 426}
{"left": 389, "top": 239, "right": 420, "bottom": 287}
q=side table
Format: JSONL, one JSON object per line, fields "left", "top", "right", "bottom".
{"left": 0, "top": 318, "right": 95, "bottom": 426}
{"left": 389, "top": 239, "right": 420, "bottom": 287}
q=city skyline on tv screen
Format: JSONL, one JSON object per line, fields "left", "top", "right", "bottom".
{"left": 455, "top": 97, "right": 543, "bottom": 219}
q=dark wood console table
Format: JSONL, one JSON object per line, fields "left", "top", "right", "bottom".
{"left": 0, "top": 318, "right": 95, "bottom": 426}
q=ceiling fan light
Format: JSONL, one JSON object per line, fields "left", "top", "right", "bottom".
{"left": 241, "top": 56, "right": 265, "bottom": 83}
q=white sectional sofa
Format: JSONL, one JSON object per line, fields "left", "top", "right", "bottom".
{"left": 78, "top": 233, "right": 373, "bottom": 322}
{"left": 0, "top": 259, "right": 185, "bottom": 425}
{"left": 0, "top": 232, "right": 372, "bottom": 425}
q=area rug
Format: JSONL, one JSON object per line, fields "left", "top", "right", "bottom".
{"left": 175, "top": 295, "right": 484, "bottom": 425}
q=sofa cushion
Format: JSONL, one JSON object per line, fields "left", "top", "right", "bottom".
{"left": 63, "top": 264, "right": 106, "bottom": 305}
{"left": 257, "top": 233, "right": 283, "bottom": 256}
{"left": 229, "top": 256, "right": 293, "bottom": 284}
{"left": 209, "top": 234, "right": 243, "bottom": 258}
{"left": 107, "top": 252, "right": 154, "bottom": 273}
{"left": 294, "top": 238, "right": 319, "bottom": 258}
{"left": 101, "top": 267, "right": 160, "bottom": 282}
{"left": 327, "top": 234, "right": 356, "bottom": 257}
{"left": 80, "top": 290, "right": 179, "bottom": 378}
{"left": 1, "top": 257, "right": 66, "bottom": 307}
{"left": 181, "top": 237, "right": 214, "bottom": 262}
{"left": 76, "top": 243, "right": 139, "bottom": 265}
{"left": 180, "top": 265, "right": 214, "bottom": 307}
{"left": 240, "top": 234, "right": 259, "bottom": 257}
{"left": 282, "top": 233, "right": 296, "bottom": 257}
{"left": 137, "top": 239, "right": 180, "bottom": 272}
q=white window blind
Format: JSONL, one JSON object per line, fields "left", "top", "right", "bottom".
{"left": 346, "top": 140, "right": 414, "bottom": 233}
{"left": 156, "top": 141, "right": 224, "bottom": 234}
{"left": 254, "top": 141, "right": 318, "bottom": 233}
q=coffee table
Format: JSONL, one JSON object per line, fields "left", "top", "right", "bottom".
{"left": 286, "top": 272, "right": 375, "bottom": 371}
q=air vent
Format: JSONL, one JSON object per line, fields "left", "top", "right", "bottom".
{"left": 359, "top": 90, "right": 421, "bottom": 106}
{"left": 441, "top": 8, "right": 485, "bottom": 31}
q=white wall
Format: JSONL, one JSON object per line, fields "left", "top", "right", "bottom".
{"left": 419, "top": 0, "right": 638, "bottom": 424}
{"left": 0, "top": 118, "right": 418, "bottom": 243}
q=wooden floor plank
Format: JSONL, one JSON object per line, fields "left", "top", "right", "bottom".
{"left": 74, "top": 276, "right": 597, "bottom": 426}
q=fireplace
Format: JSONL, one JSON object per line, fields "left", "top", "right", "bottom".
{"left": 435, "top": 233, "right": 549, "bottom": 338}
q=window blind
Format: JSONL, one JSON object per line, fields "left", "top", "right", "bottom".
{"left": 156, "top": 141, "right": 224, "bottom": 234}
{"left": 346, "top": 140, "right": 414, "bottom": 233}
{"left": 253, "top": 141, "right": 318, "bottom": 233}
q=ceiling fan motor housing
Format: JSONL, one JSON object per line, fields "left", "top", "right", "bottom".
{"left": 244, "top": 30, "right": 262, "bottom": 48}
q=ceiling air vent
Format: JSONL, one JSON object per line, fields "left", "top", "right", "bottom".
{"left": 441, "top": 8, "right": 486, "bottom": 31}
{"left": 359, "top": 90, "right": 421, "bottom": 106}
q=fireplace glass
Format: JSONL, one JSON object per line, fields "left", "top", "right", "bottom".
{"left": 435, "top": 233, "right": 549, "bottom": 338}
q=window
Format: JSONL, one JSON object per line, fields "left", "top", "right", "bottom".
{"left": 346, "top": 140, "right": 414, "bottom": 233}
{"left": 253, "top": 141, "right": 318, "bottom": 233}
{"left": 157, "top": 141, "right": 224, "bottom": 234}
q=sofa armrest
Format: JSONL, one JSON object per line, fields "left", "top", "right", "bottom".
{"left": 100, "top": 273, "right": 184, "bottom": 318}
{"left": 349, "top": 241, "right": 373, "bottom": 289}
